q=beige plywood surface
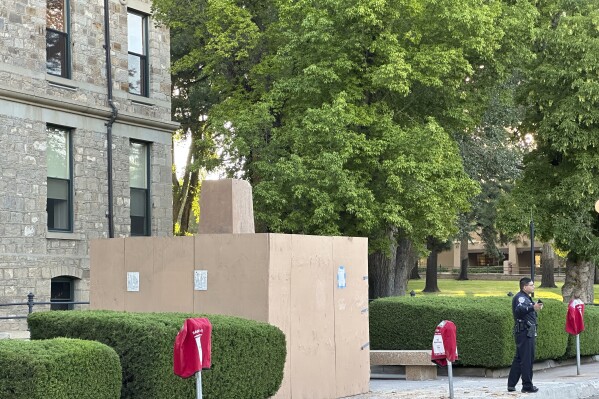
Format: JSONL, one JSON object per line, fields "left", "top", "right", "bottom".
{"left": 89, "top": 233, "right": 369, "bottom": 399}
{"left": 90, "top": 238, "right": 126, "bottom": 310}
{"left": 267, "top": 234, "right": 292, "bottom": 399}
{"left": 332, "top": 236, "right": 370, "bottom": 398}
{"left": 193, "top": 234, "right": 270, "bottom": 322}
{"left": 290, "top": 235, "right": 336, "bottom": 399}
{"left": 153, "top": 237, "right": 194, "bottom": 312}
{"left": 124, "top": 238, "right": 155, "bottom": 312}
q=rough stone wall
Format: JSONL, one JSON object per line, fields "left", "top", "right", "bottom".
{"left": 0, "top": 0, "right": 176, "bottom": 330}
{"left": 0, "top": 0, "right": 172, "bottom": 121}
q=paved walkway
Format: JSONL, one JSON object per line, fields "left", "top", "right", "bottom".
{"left": 345, "top": 357, "right": 599, "bottom": 399}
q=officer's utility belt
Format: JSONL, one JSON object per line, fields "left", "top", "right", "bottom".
{"left": 515, "top": 319, "right": 537, "bottom": 337}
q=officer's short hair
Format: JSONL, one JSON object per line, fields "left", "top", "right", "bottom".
{"left": 520, "top": 277, "right": 532, "bottom": 290}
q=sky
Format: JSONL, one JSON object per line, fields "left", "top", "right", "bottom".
{"left": 173, "top": 135, "right": 223, "bottom": 180}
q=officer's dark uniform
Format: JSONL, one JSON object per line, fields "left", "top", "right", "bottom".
{"left": 507, "top": 290, "right": 538, "bottom": 391}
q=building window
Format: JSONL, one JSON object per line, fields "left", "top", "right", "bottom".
{"left": 476, "top": 253, "right": 502, "bottom": 266}
{"left": 47, "top": 125, "right": 72, "bottom": 231}
{"left": 130, "top": 141, "right": 150, "bottom": 236}
{"left": 46, "top": 0, "right": 70, "bottom": 78}
{"left": 51, "top": 276, "right": 74, "bottom": 310}
{"left": 128, "top": 10, "right": 149, "bottom": 96}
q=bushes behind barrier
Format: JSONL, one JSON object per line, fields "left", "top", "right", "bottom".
{"left": 0, "top": 338, "right": 121, "bottom": 399}
{"left": 369, "top": 296, "right": 568, "bottom": 368}
{"left": 28, "top": 311, "right": 286, "bottom": 399}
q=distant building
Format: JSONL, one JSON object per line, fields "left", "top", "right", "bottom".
{"left": 0, "top": 0, "right": 176, "bottom": 329}
{"left": 436, "top": 233, "right": 542, "bottom": 275}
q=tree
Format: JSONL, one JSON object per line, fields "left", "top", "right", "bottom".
{"left": 457, "top": 233, "right": 470, "bottom": 280}
{"left": 154, "top": 0, "right": 536, "bottom": 298}
{"left": 409, "top": 260, "right": 421, "bottom": 280}
{"left": 540, "top": 242, "right": 557, "bottom": 288}
{"left": 423, "top": 237, "right": 452, "bottom": 292}
{"left": 455, "top": 82, "right": 526, "bottom": 280}
{"left": 153, "top": 0, "right": 273, "bottom": 234}
{"left": 500, "top": 0, "right": 599, "bottom": 303}
{"left": 454, "top": 0, "right": 541, "bottom": 280}
{"left": 203, "top": 0, "right": 507, "bottom": 299}
{"left": 458, "top": 85, "right": 523, "bottom": 280}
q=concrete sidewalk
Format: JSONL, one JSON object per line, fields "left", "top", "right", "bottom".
{"left": 344, "top": 357, "right": 599, "bottom": 399}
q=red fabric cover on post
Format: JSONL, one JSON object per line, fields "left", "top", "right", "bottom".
{"left": 173, "top": 318, "right": 212, "bottom": 378}
{"left": 566, "top": 298, "right": 585, "bottom": 336}
{"left": 431, "top": 320, "right": 458, "bottom": 367}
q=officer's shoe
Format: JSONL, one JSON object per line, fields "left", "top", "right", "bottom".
{"left": 507, "top": 386, "right": 516, "bottom": 392}
{"left": 521, "top": 386, "right": 539, "bottom": 393}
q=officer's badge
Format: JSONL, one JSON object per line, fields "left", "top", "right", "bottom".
{"left": 518, "top": 297, "right": 526, "bottom": 303}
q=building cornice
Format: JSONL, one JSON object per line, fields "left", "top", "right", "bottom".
{"left": 0, "top": 85, "right": 180, "bottom": 133}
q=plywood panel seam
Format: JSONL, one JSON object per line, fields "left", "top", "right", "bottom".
{"left": 289, "top": 234, "right": 295, "bottom": 399}
{"left": 331, "top": 240, "right": 339, "bottom": 399}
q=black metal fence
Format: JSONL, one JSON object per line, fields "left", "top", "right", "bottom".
{"left": 0, "top": 292, "right": 89, "bottom": 320}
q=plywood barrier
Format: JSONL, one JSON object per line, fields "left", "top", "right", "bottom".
{"left": 90, "top": 234, "right": 369, "bottom": 399}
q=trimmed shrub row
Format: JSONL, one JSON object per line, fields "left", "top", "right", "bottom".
{"left": 369, "top": 296, "right": 569, "bottom": 368}
{"left": 0, "top": 338, "right": 121, "bottom": 399}
{"left": 28, "top": 311, "right": 286, "bottom": 399}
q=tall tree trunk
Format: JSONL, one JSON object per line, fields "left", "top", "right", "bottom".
{"left": 423, "top": 237, "right": 440, "bottom": 293}
{"left": 179, "top": 169, "right": 199, "bottom": 233}
{"left": 368, "top": 229, "right": 397, "bottom": 299}
{"left": 409, "top": 261, "right": 421, "bottom": 279}
{"left": 595, "top": 265, "right": 599, "bottom": 284}
{"left": 562, "top": 257, "right": 595, "bottom": 304}
{"left": 539, "top": 242, "right": 557, "bottom": 288}
{"left": 457, "top": 235, "right": 469, "bottom": 280}
{"left": 173, "top": 137, "right": 195, "bottom": 233}
{"left": 393, "top": 235, "right": 416, "bottom": 296}
{"left": 172, "top": 153, "right": 182, "bottom": 226}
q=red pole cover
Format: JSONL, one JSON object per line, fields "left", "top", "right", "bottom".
{"left": 565, "top": 298, "right": 585, "bottom": 335}
{"left": 174, "top": 318, "right": 212, "bottom": 378}
{"left": 431, "top": 320, "right": 458, "bottom": 366}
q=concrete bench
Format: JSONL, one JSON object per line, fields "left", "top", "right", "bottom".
{"left": 370, "top": 350, "right": 437, "bottom": 380}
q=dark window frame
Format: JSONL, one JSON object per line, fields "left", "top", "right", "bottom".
{"left": 46, "top": 0, "right": 71, "bottom": 78}
{"left": 130, "top": 140, "right": 151, "bottom": 236}
{"left": 50, "top": 276, "right": 74, "bottom": 311}
{"left": 47, "top": 125, "right": 73, "bottom": 232}
{"left": 127, "top": 10, "right": 150, "bottom": 97}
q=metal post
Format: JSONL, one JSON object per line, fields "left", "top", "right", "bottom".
{"left": 196, "top": 371, "right": 202, "bottom": 399}
{"left": 27, "top": 292, "right": 34, "bottom": 314}
{"left": 447, "top": 360, "right": 454, "bottom": 399}
{"left": 576, "top": 334, "right": 581, "bottom": 376}
{"left": 530, "top": 218, "right": 535, "bottom": 283}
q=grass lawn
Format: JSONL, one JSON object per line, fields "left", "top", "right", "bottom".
{"left": 406, "top": 278, "right": 599, "bottom": 303}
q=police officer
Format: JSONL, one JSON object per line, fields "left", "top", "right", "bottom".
{"left": 507, "top": 277, "right": 543, "bottom": 393}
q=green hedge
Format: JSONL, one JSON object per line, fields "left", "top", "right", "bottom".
{"left": 0, "top": 338, "right": 121, "bottom": 399}
{"left": 28, "top": 311, "right": 286, "bottom": 399}
{"left": 369, "top": 296, "right": 568, "bottom": 368}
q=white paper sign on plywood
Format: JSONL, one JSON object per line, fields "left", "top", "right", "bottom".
{"left": 194, "top": 270, "right": 208, "bottom": 291}
{"left": 127, "top": 272, "right": 140, "bottom": 292}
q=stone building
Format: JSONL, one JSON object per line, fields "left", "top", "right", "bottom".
{"left": 0, "top": 0, "right": 176, "bottom": 329}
